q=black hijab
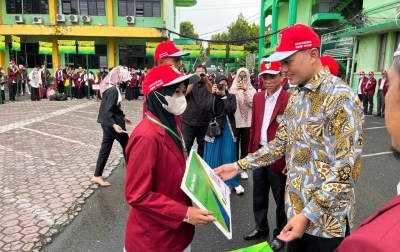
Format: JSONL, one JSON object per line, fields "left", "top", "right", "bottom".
{"left": 213, "top": 75, "right": 229, "bottom": 128}
{"left": 146, "top": 83, "right": 184, "bottom": 154}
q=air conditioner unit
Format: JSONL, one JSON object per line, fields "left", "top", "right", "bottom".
{"left": 81, "top": 15, "right": 91, "bottom": 23}
{"left": 56, "top": 14, "right": 66, "bottom": 22}
{"left": 126, "top": 16, "right": 135, "bottom": 24}
{"left": 15, "top": 15, "right": 25, "bottom": 24}
{"left": 33, "top": 16, "right": 43, "bottom": 24}
{"left": 69, "top": 14, "right": 78, "bottom": 23}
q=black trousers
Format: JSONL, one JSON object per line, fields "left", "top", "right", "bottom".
{"left": 376, "top": 90, "right": 385, "bottom": 115}
{"left": 8, "top": 82, "right": 16, "bottom": 101}
{"left": 74, "top": 86, "right": 81, "bottom": 99}
{"left": 182, "top": 122, "right": 208, "bottom": 158}
{"left": 133, "top": 87, "right": 139, "bottom": 100}
{"left": 0, "top": 85, "right": 5, "bottom": 103}
{"left": 94, "top": 124, "right": 129, "bottom": 177}
{"left": 235, "top": 127, "right": 250, "bottom": 160}
{"left": 31, "top": 87, "right": 40, "bottom": 101}
{"left": 357, "top": 94, "right": 364, "bottom": 103}
{"left": 363, "top": 95, "right": 374, "bottom": 114}
{"left": 253, "top": 163, "right": 287, "bottom": 238}
{"left": 287, "top": 233, "right": 344, "bottom": 252}
{"left": 58, "top": 81, "right": 65, "bottom": 94}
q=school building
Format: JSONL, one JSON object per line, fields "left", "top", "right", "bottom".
{"left": 0, "top": 0, "right": 197, "bottom": 72}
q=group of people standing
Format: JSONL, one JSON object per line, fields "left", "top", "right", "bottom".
{"left": 357, "top": 70, "right": 388, "bottom": 117}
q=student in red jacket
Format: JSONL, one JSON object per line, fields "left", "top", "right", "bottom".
{"left": 228, "top": 69, "right": 235, "bottom": 88}
{"left": 375, "top": 70, "right": 388, "bottom": 117}
{"left": 362, "top": 70, "right": 377, "bottom": 115}
{"left": 7, "top": 59, "right": 19, "bottom": 102}
{"left": 243, "top": 61, "right": 291, "bottom": 252}
{"left": 335, "top": 42, "right": 400, "bottom": 252}
{"left": 124, "top": 64, "right": 215, "bottom": 252}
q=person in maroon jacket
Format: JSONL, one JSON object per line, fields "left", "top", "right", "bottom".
{"left": 362, "top": 70, "right": 377, "bottom": 115}
{"left": 375, "top": 70, "right": 388, "bottom": 117}
{"left": 7, "top": 60, "right": 19, "bottom": 102}
{"left": 335, "top": 43, "right": 400, "bottom": 252}
{"left": 228, "top": 69, "right": 235, "bottom": 88}
{"left": 54, "top": 65, "right": 65, "bottom": 94}
{"left": 69, "top": 69, "right": 80, "bottom": 100}
{"left": 243, "top": 61, "right": 291, "bottom": 252}
{"left": 124, "top": 64, "right": 215, "bottom": 252}
{"left": 357, "top": 71, "right": 368, "bottom": 102}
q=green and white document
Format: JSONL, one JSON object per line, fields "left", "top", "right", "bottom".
{"left": 181, "top": 150, "right": 232, "bottom": 239}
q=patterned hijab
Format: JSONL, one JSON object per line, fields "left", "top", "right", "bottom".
{"left": 99, "top": 66, "right": 131, "bottom": 105}
{"left": 229, "top": 67, "right": 254, "bottom": 120}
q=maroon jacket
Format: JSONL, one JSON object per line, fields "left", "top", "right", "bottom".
{"left": 363, "top": 77, "right": 377, "bottom": 96}
{"left": 70, "top": 73, "right": 80, "bottom": 89}
{"left": 335, "top": 195, "right": 400, "bottom": 252}
{"left": 7, "top": 66, "right": 18, "bottom": 83}
{"left": 41, "top": 69, "right": 51, "bottom": 83}
{"left": 124, "top": 111, "right": 194, "bottom": 252}
{"left": 248, "top": 89, "right": 291, "bottom": 173}
{"left": 227, "top": 74, "right": 235, "bottom": 88}
{"left": 377, "top": 78, "right": 389, "bottom": 96}
{"left": 358, "top": 77, "right": 368, "bottom": 94}
{"left": 256, "top": 76, "right": 264, "bottom": 91}
{"left": 130, "top": 74, "right": 138, "bottom": 87}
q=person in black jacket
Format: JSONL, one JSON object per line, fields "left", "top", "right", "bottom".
{"left": 91, "top": 66, "right": 133, "bottom": 186}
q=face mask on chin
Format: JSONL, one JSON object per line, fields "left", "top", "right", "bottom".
{"left": 155, "top": 91, "right": 187, "bottom": 115}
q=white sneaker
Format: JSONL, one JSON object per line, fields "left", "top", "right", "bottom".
{"left": 235, "top": 185, "right": 244, "bottom": 195}
{"left": 240, "top": 172, "right": 249, "bottom": 179}
{"left": 20, "top": 92, "right": 23, "bottom": 95}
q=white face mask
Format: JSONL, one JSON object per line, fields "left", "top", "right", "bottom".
{"left": 155, "top": 91, "right": 187, "bottom": 115}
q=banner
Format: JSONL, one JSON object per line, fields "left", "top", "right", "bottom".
{"left": 0, "top": 35, "right": 5, "bottom": 51}
{"left": 321, "top": 31, "right": 354, "bottom": 58}
{"left": 209, "top": 44, "right": 227, "bottom": 59}
{"left": 181, "top": 150, "right": 232, "bottom": 239}
{"left": 58, "top": 40, "right": 76, "bottom": 54}
{"left": 39, "top": 41, "right": 53, "bottom": 55}
{"left": 78, "top": 41, "right": 95, "bottom": 54}
{"left": 229, "top": 45, "right": 244, "bottom": 59}
{"left": 146, "top": 42, "right": 159, "bottom": 56}
{"left": 12, "top": 35, "right": 20, "bottom": 51}
{"left": 230, "top": 242, "right": 273, "bottom": 252}
{"left": 176, "top": 44, "right": 201, "bottom": 58}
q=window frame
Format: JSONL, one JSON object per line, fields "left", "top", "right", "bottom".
{"left": 66, "top": 45, "right": 108, "bottom": 69}
{"left": 117, "top": 0, "right": 161, "bottom": 17}
{"left": 62, "top": 0, "right": 105, "bottom": 16}
{"left": 377, "top": 34, "right": 388, "bottom": 71}
{"left": 6, "top": 0, "right": 49, "bottom": 14}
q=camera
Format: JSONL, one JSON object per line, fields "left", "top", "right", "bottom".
{"left": 217, "top": 83, "right": 225, "bottom": 91}
{"left": 200, "top": 73, "right": 206, "bottom": 77}
{"left": 239, "top": 76, "right": 245, "bottom": 83}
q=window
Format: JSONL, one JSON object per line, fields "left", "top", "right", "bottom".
{"left": 6, "top": 0, "right": 49, "bottom": 14}
{"left": 378, "top": 34, "right": 388, "bottom": 71}
{"left": 66, "top": 45, "right": 107, "bottom": 69}
{"left": 62, "top": 0, "right": 105, "bottom": 16}
{"left": 119, "top": 45, "right": 154, "bottom": 69}
{"left": 8, "top": 43, "right": 53, "bottom": 68}
{"left": 118, "top": 0, "right": 161, "bottom": 17}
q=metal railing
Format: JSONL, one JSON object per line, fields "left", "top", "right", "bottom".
{"left": 312, "top": 1, "right": 346, "bottom": 15}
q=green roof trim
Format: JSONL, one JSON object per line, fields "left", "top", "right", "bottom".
{"left": 311, "top": 13, "right": 345, "bottom": 27}
{"left": 337, "top": 21, "right": 397, "bottom": 37}
{"left": 175, "top": 0, "right": 197, "bottom": 7}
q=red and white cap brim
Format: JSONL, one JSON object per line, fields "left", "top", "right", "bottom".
{"left": 258, "top": 70, "right": 280, "bottom": 76}
{"left": 263, "top": 50, "right": 298, "bottom": 62}
{"left": 169, "top": 51, "right": 190, "bottom": 57}
{"left": 164, "top": 73, "right": 200, "bottom": 87}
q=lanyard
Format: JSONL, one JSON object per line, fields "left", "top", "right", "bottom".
{"left": 146, "top": 113, "right": 187, "bottom": 154}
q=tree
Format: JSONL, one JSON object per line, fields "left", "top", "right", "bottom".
{"left": 180, "top": 21, "right": 199, "bottom": 40}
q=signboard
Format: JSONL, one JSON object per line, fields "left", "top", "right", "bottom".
{"left": 58, "top": 40, "right": 76, "bottom": 54}
{"left": 230, "top": 242, "right": 273, "bottom": 252}
{"left": 39, "top": 41, "right": 53, "bottom": 55}
{"left": 146, "top": 42, "right": 159, "bottom": 56}
{"left": 229, "top": 45, "right": 244, "bottom": 59}
{"left": 321, "top": 32, "right": 354, "bottom": 58}
{"left": 78, "top": 41, "right": 95, "bottom": 54}
{"left": 176, "top": 44, "right": 201, "bottom": 58}
{"left": 0, "top": 35, "right": 5, "bottom": 51}
{"left": 181, "top": 150, "right": 232, "bottom": 239}
{"left": 209, "top": 44, "right": 227, "bottom": 59}
{"left": 11, "top": 35, "right": 20, "bottom": 51}
{"left": 246, "top": 54, "right": 255, "bottom": 70}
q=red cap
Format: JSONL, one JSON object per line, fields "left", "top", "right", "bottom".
{"left": 360, "top": 71, "right": 365, "bottom": 75}
{"left": 10, "top": 60, "right": 16, "bottom": 64}
{"left": 381, "top": 70, "right": 386, "bottom": 74}
{"left": 258, "top": 61, "right": 281, "bottom": 76}
{"left": 142, "top": 64, "right": 200, "bottom": 95}
{"left": 154, "top": 41, "right": 189, "bottom": 61}
{"left": 264, "top": 24, "right": 320, "bottom": 62}
{"left": 368, "top": 70, "right": 374, "bottom": 75}
{"left": 320, "top": 55, "right": 339, "bottom": 76}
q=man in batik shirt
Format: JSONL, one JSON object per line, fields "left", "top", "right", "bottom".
{"left": 215, "top": 24, "right": 364, "bottom": 252}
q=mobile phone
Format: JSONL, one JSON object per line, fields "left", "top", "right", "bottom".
{"left": 120, "top": 130, "right": 128, "bottom": 134}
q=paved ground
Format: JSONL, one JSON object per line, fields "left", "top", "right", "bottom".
{"left": 1, "top": 90, "right": 399, "bottom": 252}
{"left": 43, "top": 111, "right": 399, "bottom": 251}
{"left": 0, "top": 97, "right": 142, "bottom": 251}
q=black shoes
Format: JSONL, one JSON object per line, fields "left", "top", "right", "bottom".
{"left": 374, "top": 114, "right": 381, "bottom": 117}
{"left": 270, "top": 239, "right": 284, "bottom": 252}
{"left": 243, "top": 229, "right": 269, "bottom": 240}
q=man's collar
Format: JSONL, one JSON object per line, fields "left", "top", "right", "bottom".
{"left": 265, "top": 87, "right": 282, "bottom": 99}
{"left": 300, "top": 69, "right": 328, "bottom": 92}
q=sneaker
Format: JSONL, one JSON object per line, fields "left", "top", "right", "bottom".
{"left": 235, "top": 185, "right": 245, "bottom": 195}
{"left": 240, "top": 172, "right": 249, "bottom": 180}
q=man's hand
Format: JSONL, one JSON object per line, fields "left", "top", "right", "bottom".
{"left": 187, "top": 206, "right": 216, "bottom": 226}
{"left": 113, "top": 124, "right": 123, "bottom": 133}
{"left": 124, "top": 117, "right": 133, "bottom": 125}
{"left": 277, "top": 213, "right": 309, "bottom": 243}
{"left": 214, "top": 163, "right": 238, "bottom": 181}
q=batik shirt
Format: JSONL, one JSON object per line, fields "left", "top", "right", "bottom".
{"left": 235, "top": 68, "right": 364, "bottom": 238}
